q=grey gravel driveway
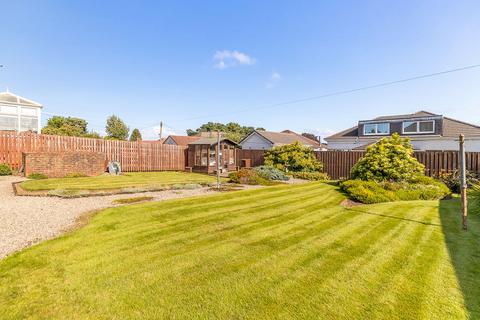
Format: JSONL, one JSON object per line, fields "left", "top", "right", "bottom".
{"left": 0, "top": 176, "right": 216, "bottom": 259}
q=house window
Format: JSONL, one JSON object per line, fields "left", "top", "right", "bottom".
{"left": 402, "top": 120, "right": 434, "bottom": 134}
{"left": 363, "top": 122, "right": 390, "bottom": 135}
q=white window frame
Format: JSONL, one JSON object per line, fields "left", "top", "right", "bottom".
{"left": 363, "top": 122, "right": 390, "bottom": 135}
{"left": 402, "top": 120, "right": 435, "bottom": 134}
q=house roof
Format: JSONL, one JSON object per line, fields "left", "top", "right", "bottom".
{"left": 188, "top": 137, "right": 239, "bottom": 146}
{"left": 0, "top": 91, "right": 42, "bottom": 107}
{"left": 164, "top": 135, "right": 200, "bottom": 145}
{"left": 326, "top": 110, "right": 480, "bottom": 139}
{"left": 244, "top": 130, "right": 322, "bottom": 147}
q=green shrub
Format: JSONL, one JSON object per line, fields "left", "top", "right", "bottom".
{"left": 65, "top": 172, "right": 88, "bottom": 178}
{"left": 0, "top": 163, "right": 12, "bottom": 176}
{"left": 351, "top": 133, "right": 424, "bottom": 182}
{"left": 436, "top": 170, "right": 479, "bottom": 193}
{"left": 28, "top": 173, "right": 48, "bottom": 180}
{"left": 228, "top": 169, "right": 276, "bottom": 186}
{"left": 291, "top": 171, "right": 330, "bottom": 181}
{"left": 470, "top": 184, "right": 480, "bottom": 213}
{"left": 340, "top": 177, "right": 450, "bottom": 204}
{"left": 264, "top": 141, "right": 323, "bottom": 172}
{"left": 253, "top": 166, "right": 289, "bottom": 181}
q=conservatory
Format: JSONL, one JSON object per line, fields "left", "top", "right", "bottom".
{"left": 0, "top": 91, "right": 42, "bottom": 132}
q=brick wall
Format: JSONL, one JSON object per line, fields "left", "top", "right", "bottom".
{"left": 23, "top": 151, "right": 106, "bottom": 178}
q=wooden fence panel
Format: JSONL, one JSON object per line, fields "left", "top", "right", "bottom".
{"left": 0, "top": 131, "right": 186, "bottom": 172}
{"left": 233, "top": 149, "right": 480, "bottom": 180}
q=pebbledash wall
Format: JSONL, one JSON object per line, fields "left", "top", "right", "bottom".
{"left": 23, "top": 151, "right": 106, "bottom": 178}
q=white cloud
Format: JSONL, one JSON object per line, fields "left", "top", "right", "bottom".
{"left": 266, "top": 72, "right": 282, "bottom": 88}
{"left": 213, "top": 50, "right": 256, "bottom": 69}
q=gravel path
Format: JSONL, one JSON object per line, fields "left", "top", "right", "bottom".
{"left": 0, "top": 176, "right": 218, "bottom": 259}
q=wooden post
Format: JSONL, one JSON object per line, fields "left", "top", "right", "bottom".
{"left": 459, "top": 134, "right": 468, "bottom": 231}
{"left": 216, "top": 130, "right": 220, "bottom": 190}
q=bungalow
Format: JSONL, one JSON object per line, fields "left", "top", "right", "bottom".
{"left": 325, "top": 111, "right": 480, "bottom": 151}
{"left": 163, "top": 135, "right": 200, "bottom": 145}
{"left": 0, "top": 91, "right": 42, "bottom": 132}
{"left": 239, "top": 130, "right": 327, "bottom": 151}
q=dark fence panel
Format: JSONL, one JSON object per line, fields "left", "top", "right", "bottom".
{"left": 236, "top": 149, "right": 480, "bottom": 180}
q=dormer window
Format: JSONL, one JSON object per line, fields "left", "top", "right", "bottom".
{"left": 402, "top": 120, "right": 435, "bottom": 134}
{"left": 364, "top": 122, "right": 390, "bottom": 135}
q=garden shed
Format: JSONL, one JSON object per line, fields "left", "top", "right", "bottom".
{"left": 187, "top": 137, "right": 239, "bottom": 174}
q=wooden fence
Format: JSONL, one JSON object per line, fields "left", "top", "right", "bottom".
{"left": 236, "top": 149, "right": 266, "bottom": 167}
{"left": 316, "top": 150, "right": 480, "bottom": 179}
{"left": 3, "top": 131, "right": 480, "bottom": 178}
{"left": 0, "top": 131, "right": 187, "bottom": 172}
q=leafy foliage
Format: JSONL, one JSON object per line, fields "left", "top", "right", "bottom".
{"left": 186, "top": 122, "right": 265, "bottom": 142}
{"left": 301, "top": 133, "right": 320, "bottom": 142}
{"left": 28, "top": 173, "right": 48, "bottom": 180}
{"left": 264, "top": 141, "right": 323, "bottom": 172}
{"left": 290, "top": 171, "right": 329, "bottom": 181}
{"left": 253, "top": 166, "right": 289, "bottom": 181}
{"left": 340, "top": 176, "right": 450, "bottom": 204}
{"left": 228, "top": 169, "right": 277, "bottom": 185}
{"left": 41, "top": 116, "right": 100, "bottom": 138}
{"left": 436, "top": 170, "right": 479, "bottom": 193}
{"left": 0, "top": 163, "right": 12, "bottom": 175}
{"left": 105, "top": 115, "right": 129, "bottom": 140}
{"left": 129, "top": 128, "right": 143, "bottom": 141}
{"left": 351, "top": 133, "right": 424, "bottom": 182}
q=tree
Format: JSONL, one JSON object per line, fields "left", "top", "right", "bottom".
{"left": 42, "top": 116, "right": 100, "bottom": 138}
{"left": 264, "top": 141, "right": 323, "bottom": 172}
{"left": 129, "top": 128, "right": 142, "bottom": 141}
{"left": 301, "top": 133, "right": 320, "bottom": 142}
{"left": 105, "top": 115, "right": 129, "bottom": 140}
{"left": 351, "top": 133, "right": 425, "bottom": 182}
{"left": 186, "top": 122, "right": 264, "bottom": 142}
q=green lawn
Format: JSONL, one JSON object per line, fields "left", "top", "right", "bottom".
{"left": 1, "top": 182, "right": 479, "bottom": 319}
{"left": 20, "top": 171, "right": 219, "bottom": 192}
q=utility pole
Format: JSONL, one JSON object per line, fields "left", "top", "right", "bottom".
{"left": 159, "top": 121, "right": 163, "bottom": 140}
{"left": 216, "top": 130, "right": 221, "bottom": 190}
{"left": 459, "top": 134, "right": 468, "bottom": 231}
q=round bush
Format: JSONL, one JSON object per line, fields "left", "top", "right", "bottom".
{"left": 0, "top": 163, "right": 12, "bottom": 176}
{"left": 264, "top": 141, "right": 323, "bottom": 172}
{"left": 351, "top": 133, "right": 424, "bottom": 182}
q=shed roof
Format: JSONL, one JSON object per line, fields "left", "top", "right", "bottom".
{"left": 189, "top": 137, "right": 239, "bottom": 146}
{"left": 0, "top": 91, "right": 42, "bottom": 107}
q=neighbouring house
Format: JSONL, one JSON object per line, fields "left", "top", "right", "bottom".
{"left": 187, "top": 137, "right": 239, "bottom": 174}
{"left": 325, "top": 110, "right": 480, "bottom": 151}
{"left": 163, "top": 135, "right": 200, "bottom": 145}
{"left": 0, "top": 91, "right": 42, "bottom": 132}
{"left": 239, "top": 130, "right": 327, "bottom": 151}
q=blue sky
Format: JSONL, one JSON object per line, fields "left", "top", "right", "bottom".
{"left": 1, "top": 0, "right": 480, "bottom": 140}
